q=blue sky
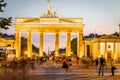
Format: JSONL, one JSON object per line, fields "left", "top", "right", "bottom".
{"left": 1, "top": 0, "right": 120, "bottom": 53}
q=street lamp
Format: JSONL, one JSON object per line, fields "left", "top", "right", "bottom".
{"left": 24, "top": 51, "right": 28, "bottom": 58}
{"left": 118, "top": 24, "right": 120, "bottom": 37}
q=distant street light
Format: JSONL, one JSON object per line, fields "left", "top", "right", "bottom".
{"left": 24, "top": 51, "right": 28, "bottom": 57}
{"left": 119, "top": 24, "right": 120, "bottom": 37}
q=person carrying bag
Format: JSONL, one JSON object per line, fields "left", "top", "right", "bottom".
{"left": 111, "top": 59, "right": 116, "bottom": 76}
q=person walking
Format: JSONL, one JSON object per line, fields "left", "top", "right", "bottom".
{"left": 95, "top": 57, "right": 99, "bottom": 66}
{"left": 98, "top": 55, "right": 105, "bottom": 76}
{"left": 94, "top": 57, "right": 99, "bottom": 70}
{"left": 62, "top": 58, "right": 69, "bottom": 73}
{"left": 111, "top": 59, "right": 116, "bottom": 76}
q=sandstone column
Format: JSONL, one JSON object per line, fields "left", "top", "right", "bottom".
{"left": 83, "top": 42, "right": 86, "bottom": 57}
{"left": 27, "top": 32, "right": 32, "bottom": 57}
{"left": 15, "top": 31, "right": 21, "bottom": 58}
{"left": 104, "top": 42, "right": 107, "bottom": 60}
{"left": 55, "top": 32, "right": 59, "bottom": 57}
{"left": 77, "top": 32, "right": 83, "bottom": 58}
{"left": 66, "top": 32, "right": 71, "bottom": 57}
{"left": 113, "top": 42, "right": 116, "bottom": 59}
{"left": 39, "top": 32, "right": 44, "bottom": 57}
{"left": 98, "top": 41, "right": 100, "bottom": 56}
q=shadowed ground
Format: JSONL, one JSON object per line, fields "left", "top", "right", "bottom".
{"left": 0, "top": 62, "right": 120, "bottom": 80}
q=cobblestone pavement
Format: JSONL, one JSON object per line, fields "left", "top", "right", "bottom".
{"left": 0, "top": 63, "right": 120, "bottom": 80}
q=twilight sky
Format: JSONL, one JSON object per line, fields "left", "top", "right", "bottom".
{"left": 1, "top": 0, "right": 120, "bottom": 53}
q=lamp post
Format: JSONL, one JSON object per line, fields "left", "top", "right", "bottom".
{"left": 117, "top": 23, "right": 120, "bottom": 60}
{"left": 24, "top": 51, "right": 28, "bottom": 58}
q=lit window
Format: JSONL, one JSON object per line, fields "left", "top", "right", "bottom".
{"left": 108, "top": 45, "right": 111, "bottom": 48}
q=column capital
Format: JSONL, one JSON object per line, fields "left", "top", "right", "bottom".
{"left": 16, "top": 30, "right": 20, "bottom": 33}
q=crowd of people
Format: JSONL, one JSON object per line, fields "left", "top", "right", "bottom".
{"left": 0, "top": 55, "right": 117, "bottom": 76}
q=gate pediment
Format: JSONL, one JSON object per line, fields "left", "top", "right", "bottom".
{"left": 14, "top": 18, "right": 84, "bottom": 32}
{"left": 93, "top": 35, "right": 120, "bottom": 42}
{"left": 15, "top": 18, "right": 83, "bottom": 24}
{"left": 99, "top": 35, "right": 120, "bottom": 39}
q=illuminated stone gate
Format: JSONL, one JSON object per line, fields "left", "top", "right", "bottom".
{"left": 14, "top": 0, "right": 85, "bottom": 58}
{"left": 14, "top": 18, "right": 84, "bottom": 58}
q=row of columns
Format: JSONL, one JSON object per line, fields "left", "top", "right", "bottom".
{"left": 97, "top": 42, "right": 117, "bottom": 60}
{"left": 15, "top": 31, "right": 83, "bottom": 58}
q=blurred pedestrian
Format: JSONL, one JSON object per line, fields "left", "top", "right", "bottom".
{"left": 98, "top": 55, "right": 105, "bottom": 76}
{"left": 62, "top": 58, "right": 69, "bottom": 73}
{"left": 95, "top": 57, "right": 99, "bottom": 66}
{"left": 111, "top": 59, "right": 116, "bottom": 76}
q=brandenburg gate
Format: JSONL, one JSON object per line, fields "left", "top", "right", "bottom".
{"left": 14, "top": 0, "right": 85, "bottom": 58}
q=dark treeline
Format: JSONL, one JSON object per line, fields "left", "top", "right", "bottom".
{"left": 84, "top": 32, "right": 119, "bottom": 39}
{"left": 0, "top": 33, "right": 14, "bottom": 39}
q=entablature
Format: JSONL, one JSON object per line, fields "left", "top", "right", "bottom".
{"left": 93, "top": 39, "right": 120, "bottom": 42}
{"left": 15, "top": 17, "right": 83, "bottom": 24}
{"left": 14, "top": 23, "right": 84, "bottom": 33}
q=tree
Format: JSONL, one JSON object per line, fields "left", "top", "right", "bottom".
{"left": 0, "top": 0, "right": 12, "bottom": 30}
{"left": 71, "top": 38, "right": 77, "bottom": 56}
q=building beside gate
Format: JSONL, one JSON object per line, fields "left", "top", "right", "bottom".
{"left": 0, "top": 37, "right": 15, "bottom": 59}
{"left": 84, "top": 35, "right": 120, "bottom": 60}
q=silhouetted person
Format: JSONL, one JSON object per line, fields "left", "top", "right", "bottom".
{"left": 98, "top": 55, "right": 105, "bottom": 76}
{"left": 95, "top": 57, "right": 99, "bottom": 66}
{"left": 21, "top": 58, "right": 27, "bottom": 75}
{"left": 62, "top": 58, "right": 68, "bottom": 73}
{"left": 111, "top": 59, "right": 116, "bottom": 76}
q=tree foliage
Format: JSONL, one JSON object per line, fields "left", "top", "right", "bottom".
{"left": 0, "top": 32, "right": 14, "bottom": 39}
{"left": 21, "top": 37, "right": 27, "bottom": 56}
{"left": 71, "top": 38, "right": 77, "bottom": 55}
{"left": 0, "top": 0, "right": 12, "bottom": 30}
{"left": 0, "top": 0, "right": 7, "bottom": 12}
{"left": 20, "top": 37, "right": 40, "bottom": 56}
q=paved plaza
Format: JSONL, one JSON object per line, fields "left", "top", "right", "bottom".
{"left": 0, "top": 62, "right": 120, "bottom": 80}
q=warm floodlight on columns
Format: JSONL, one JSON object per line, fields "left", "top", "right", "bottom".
{"left": 113, "top": 42, "right": 116, "bottom": 59}
{"left": 27, "top": 32, "right": 32, "bottom": 58}
{"left": 66, "top": 32, "right": 71, "bottom": 57}
{"left": 39, "top": 32, "right": 44, "bottom": 57}
{"left": 55, "top": 32, "right": 59, "bottom": 57}
{"left": 114, "top": 42, "right": 118, "bottom": 60}
{"left": 97, "top": 42, "right": 100, "bottom": 57}
{"left": 104, "top": 42, "right": 107, "bottom": 59}
{"left": 15, "top": 31, "right": 21, "bottom": 58}
{"left": 119, "top": 24, "right": 120, "bottom": 37}
{"left": 77, "top": 32, "right": 83, "bottom": 58}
